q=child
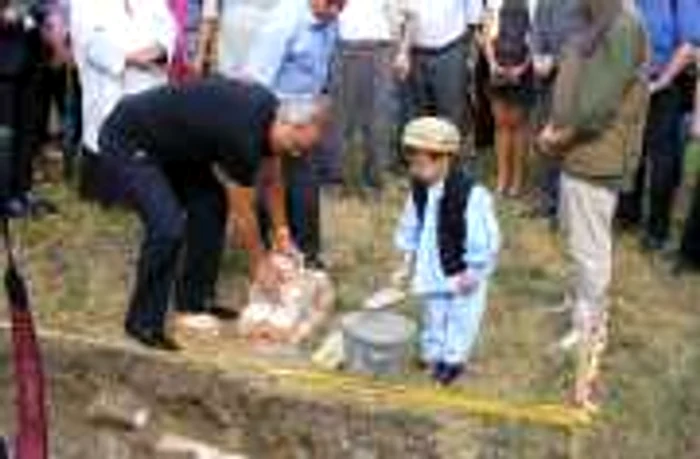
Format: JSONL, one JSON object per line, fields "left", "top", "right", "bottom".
{"left": 393, "top": 117, "right": 501, "bottom": 386}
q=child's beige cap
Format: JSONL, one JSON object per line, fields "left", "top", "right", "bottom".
{"left": 402, "top": 117, "right": 461, "bottom": 155}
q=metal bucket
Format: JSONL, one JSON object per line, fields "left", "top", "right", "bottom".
{"left": 341, "top": 310, "right": 416, "bottom": 376}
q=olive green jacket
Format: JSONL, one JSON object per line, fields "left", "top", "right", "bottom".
{"left": 552, "top": 10, "right": 650, "bottom": 190}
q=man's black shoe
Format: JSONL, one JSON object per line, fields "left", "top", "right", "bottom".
{"left": 431, "top": 362, "right": 447, "bottom": 383}
{"left": 208, "top": 306, "right": 239, "bottom": 321}
{"left": 125, "top": 327, "right": 180, "bottom": 352}
{"left": 671, "top": 257, "right": 700, "bottom": 277}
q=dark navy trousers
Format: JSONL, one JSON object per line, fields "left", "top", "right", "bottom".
{"left": 617, "top": 87, "right": 685, "bottom": 243}
{"left": 680, "top": 174, "right": 700, "bottom": 267}
{"left": 82, "top": 133, "right": 226, "bottom": 334}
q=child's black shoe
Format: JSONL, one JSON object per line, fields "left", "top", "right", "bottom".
{"left": 437, "top": 364, "right": 464, "bottom": 387}
{"left": 431, "top": 362, "right": 447, "bottom": 383}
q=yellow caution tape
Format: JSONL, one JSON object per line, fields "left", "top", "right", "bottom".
{"left": 4, "top": 325, "right": 594, "bottom": 432}
{"left": 245, "top": 361, "right": 594, "bottom": 431}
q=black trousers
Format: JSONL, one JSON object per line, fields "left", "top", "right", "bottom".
{"left": 36, "top": 65, "right": 66, "bottom": 143}
{"left": 0, "top": 69, "right": 44, "bottom": 198}
{"left": 680, "top": 175, "right": 700, "bottom": 267}
{"left": 80, "top": 151, "right": 226, "bottom": 334}
{"left": 617, "top": 87, "right": 684, "bottom": 243}
{"left": 36, "top": 65, "right": 82, "bottom": 156}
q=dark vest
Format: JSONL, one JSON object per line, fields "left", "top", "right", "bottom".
{"left": 411, "top": 169, "right": 474, "bottom": 277}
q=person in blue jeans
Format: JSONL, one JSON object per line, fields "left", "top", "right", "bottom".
{"left": 393, "top": 117, "right": 500, "bottom": 386}
{"left": 243, "top": 0, "right": 343, "bottom": 267}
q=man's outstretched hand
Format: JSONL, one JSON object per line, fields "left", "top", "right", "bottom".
{"left": 252, "top": 255, "right": 284, "bottom": 298}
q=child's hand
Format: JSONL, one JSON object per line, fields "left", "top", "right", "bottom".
{"left": 449, "top": 271, "right": 479, "bottom": 295}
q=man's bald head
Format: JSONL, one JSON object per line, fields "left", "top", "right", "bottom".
{"left": 270, "top": 95, "right": 331, "bottom": 156}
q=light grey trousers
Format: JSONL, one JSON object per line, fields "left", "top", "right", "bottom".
{"left": 560, "top": 173, "right": 618, "bottom": 335}
{"left": 332, "top": 41, "right": 397, "bottom": 190}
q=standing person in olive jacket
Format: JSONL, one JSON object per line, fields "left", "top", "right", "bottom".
{"left": 538, "top": 0, "right": 649, "bottom": 375}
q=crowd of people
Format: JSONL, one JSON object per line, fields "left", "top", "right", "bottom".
{"left": 0, "top": 0, "right": 699, "bottom": 395}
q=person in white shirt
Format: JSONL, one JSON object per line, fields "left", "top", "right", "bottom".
{"left": 334, "top": 0, "right": 411, "bottom": 193}
{"left": 403, "top": 0, "right": 487, "bottom": 149}
{"left": 70, "top": 1, "right": 245, "bottom": 334}
{"left": 70, "top": 0, "right": 176, "bottom": 158}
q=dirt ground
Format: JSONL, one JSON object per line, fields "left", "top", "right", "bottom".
{"left": 1, "top": 164, "right": 699, "bottom": 457}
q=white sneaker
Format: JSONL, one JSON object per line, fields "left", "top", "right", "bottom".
{"left": 175, "top": 314, "right": 222, "bottom": 335}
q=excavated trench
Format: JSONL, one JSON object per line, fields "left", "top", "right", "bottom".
{"left": 0, "top": 329, "right": 574, "bottom": 458}
{"left": 0, "top": 330, "right": 455, "bottom": 459}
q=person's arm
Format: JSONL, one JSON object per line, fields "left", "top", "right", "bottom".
{"left": 531, "top": 0, "right": 556, "bottom": 78}
{"left": 482, "top": 13, "right": 504, "bottom": 75}
{"left": 530, "top": 0, "right": 547, "bottom": 57}
{"left": 148, "top": 0, "right": 178, "bottom": 63}
{"left": 391, "top": 194, "right": 420, "bottom": 288}
{"left": 551, "top": 19, "right": 643, "bottom": 136}
{"left": 259, "top": 155, "right": 292, "bottom": 251}
{"left": 654, "top": 0, "right": 700, "bottom": 92}
{"left": 193, "top": 0, "right": 219, "bottom": 74}
{"left": 394, "top": 194, "right": 420, "bottom": 254}
{"left": 71, "top": 0, "right": 171, "bottom": 76}
{"left": 70, "top": 0, "right": 129, "bottom": 76}
{"left": 224, "top": 183, "right": 266, "bottom": 277}
{"left": 390, "top": 0, "right": 415, "bottom": 80}
{"left": 462, "top": 186, "right": 501, "bottom": 283}
{"left": 650, "top": 42, "right": 696, "bottom": 93}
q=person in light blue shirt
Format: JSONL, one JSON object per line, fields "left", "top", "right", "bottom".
{"left": 245, "top": 0, "right": 339, "bottom": 95}
{"left": 634, "top": 0, "right": 700, "bottom": 76}
{"left": 244, "top": 0, "right": 343, "bottom": 267}
{"left": 393, "top": 117, "right": 500, "bottom": 386}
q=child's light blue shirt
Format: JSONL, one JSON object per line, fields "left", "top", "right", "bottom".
{"left": 394, "top": 181, "right": 501, "bottom": 296}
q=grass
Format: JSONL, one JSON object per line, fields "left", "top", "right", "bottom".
{"left": 1, "top": 156, "right": 700, "bottom": 457}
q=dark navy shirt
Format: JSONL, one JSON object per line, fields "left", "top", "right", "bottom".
{"left": 100, "top": 78, "right": 278, "bottom": 187}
